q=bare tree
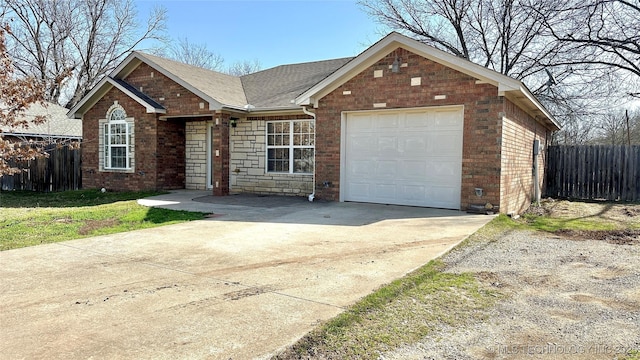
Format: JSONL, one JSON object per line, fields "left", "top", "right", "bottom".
{"left": 163, "top": 37, "right": 225, "bottom": 71}
{"left": 359, "top": 0, "right": 640, "bottom": 145}
{"left": 1, "top": 25, "right": 51, "bottom": 175}
{"left": 585, "top": 109, "right": 640, "bottom": 145}
{"left": 597, "top": 112, "right": 627, "bottom": 145}
{"left": 542, "top": 0, "right": 640, "bottom": 78}
{"left": 358, "top": 0, "right": 564, "bottom": 81}
{"left": 1, "top": 0, "right": 167, "bottom": 109}
{"left": 227, "top": 59, "right": 262, "bottom": 76}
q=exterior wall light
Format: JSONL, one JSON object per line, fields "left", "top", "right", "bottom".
{"left": 391, "top": 56, "right": 401, "bottom": 73}
{"left": 229, "top": 117, "right": 238, "bottom": 127}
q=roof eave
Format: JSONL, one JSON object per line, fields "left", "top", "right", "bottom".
{"left": 67, "top": 77, "right": 167, "bottom": 119}
{"left": 503, "top": 86, "right": 561, "bottom": 131}
{"left": 248, "top": 105, "right": 303, "bottom": 112}
{"left": 67, "top": 77, "right": 111, "bottom": 119}
{"left": 108, "top": 78, "right": 166, "bottom": 114}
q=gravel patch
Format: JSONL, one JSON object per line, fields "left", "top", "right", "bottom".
{"left": 382, "top": 229, "right": 640, "bottom": 360}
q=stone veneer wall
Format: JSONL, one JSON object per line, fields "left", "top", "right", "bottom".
{"left": 185, "top": 121, "right": 209, "bottom": 190}
{"left": 229, "top": 116, "right": 313, "bottom": 196}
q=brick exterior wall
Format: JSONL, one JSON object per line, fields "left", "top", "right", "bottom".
{"left": 230, "top": 114, "right": 314, "bottom": 196}
{"left": 500, "top": 99, "right": 551, "bottom": 214}
{"left": 212, "top": 112, "right": 230, "bottom": 196}
{"left": 314, "top": 47, "right": 504, "bottom": 210}
{"left": 82, "top": 62, "right": 224, "bottom": 192}
{"left": 156, "top": 119, "right": 185, "bottom": 189}
{"left": 124, "top": 62, "right": 217, "bottom": 191}
{"left": 83, "top": 87, "right": 160, "bottom": 191}
{"left": 124, "top": 63, "right": 213, "bottom": 117}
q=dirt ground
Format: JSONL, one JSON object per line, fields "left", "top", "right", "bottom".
{"left": 382, "top": 201, "right": 640, "bottom": 360}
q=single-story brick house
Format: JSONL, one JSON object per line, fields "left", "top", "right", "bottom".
{"left": 68, "top": 32, "right": 560, "bottom": 214}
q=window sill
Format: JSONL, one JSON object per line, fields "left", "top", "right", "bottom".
{"left": 101, "top": 168, "right": 135, "bottom": 174}
{"left": 266, "top": 172, "right": 314, "bottom": 176}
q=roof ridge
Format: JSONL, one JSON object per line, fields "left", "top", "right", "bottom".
{"left": 241, "top": 57, "right": 355, "bottom": 78}
{"left": 134, "top": 51, "right": 240, "bottom": 80}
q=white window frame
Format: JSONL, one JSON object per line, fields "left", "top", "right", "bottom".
{"left": 266, "top": 119, "right": 315, "bottom": 174}
{"left": 100, "top": 103, "right": 135, "bottom": 172}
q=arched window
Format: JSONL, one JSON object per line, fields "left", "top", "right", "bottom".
{"left": 103, "top": 103, "right": 134, "bottom": 170}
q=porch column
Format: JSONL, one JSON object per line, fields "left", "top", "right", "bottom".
{"left": 212, "top": 112, "right": 230, "bottom": 196}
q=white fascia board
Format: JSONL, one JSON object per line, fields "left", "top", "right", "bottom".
{"left": 132, "top": 53, "right": 224, "bottom": 111}
{"left": 111, "top": 52, "right": 141, "bottom": 78}
{"left": 107, "top": 78, "right": 166, "bottom": 114}
{"left": 244, "top": 106, "right": 304, "bottom": 113}
{"left": 517, "top": 85, "right": 561, "bottom": 130}
{"left": 67, "top": 77, "right": 111, "bottom": 119}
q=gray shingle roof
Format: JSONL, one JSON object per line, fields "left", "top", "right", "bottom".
{"left": 135, "top": 52, "right": 248, "bottom": 108}
{"left": 2, "top": 102, "right": 82, "bottom": 138}
{"left": 240, "top": 57, "right": 353, "bottom": 108}
{"left": 111, "top": 78, "right": 166, "bottom": 111}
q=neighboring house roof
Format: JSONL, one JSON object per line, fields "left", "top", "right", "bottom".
{"left": 2, "top": 102, "right": 82, "bottom": 139}
{"left": 240, "top": 57, "right": 353, "bottom": 109}
{"left": 296, "top": 32, "right": 561, "bottom": 131}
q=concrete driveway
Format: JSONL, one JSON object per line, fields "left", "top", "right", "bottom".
{"left": 0, "top": 191, "right": 493, "bottom": 359}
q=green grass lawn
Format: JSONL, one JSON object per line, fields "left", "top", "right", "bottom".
{"left": 0, "top": 189, "right": 207, "bottom": 251}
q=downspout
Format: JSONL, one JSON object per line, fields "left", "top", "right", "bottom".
{"left": 302, "top": 106, "right": 316, "bottom": 202}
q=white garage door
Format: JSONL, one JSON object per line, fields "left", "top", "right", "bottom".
{"left": 343, "top": 107, "right": 463, "bottom": 209}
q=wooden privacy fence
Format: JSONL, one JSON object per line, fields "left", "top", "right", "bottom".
{"left": 1, "top": 145, "right": 81, "bottom": 192}
{"left": 545, "top": 145, "right": 640, "bottom": 201}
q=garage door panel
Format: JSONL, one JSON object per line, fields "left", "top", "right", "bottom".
{"left": 404, "top": 112, "right": 432, "bottom": 128}
{"left": 347, "top": 115, "right": 374, "bottom": 132}
{"left": 373, "top": 183, "right": 397, "bottom": 200}
{"left": 347, "top": 182, "right": 371, "bottom": 198}
{"left": 428, "top": 186, "right": 460, "bottom": 208}
{"left": 375, "top": 160, "right": 397, "bottom": 178}
{"left": 429, "top": 133, "right": 462, "bottom": 154}
{"left": 398, "top": 184, "right": 427, "bottom": 201}
{"left": 434, "top": 110, "right": 464, "bottom": 129}
{"left": 349, "top": 160, "right": 374, "bottom": 177}
{"left": 376, "top": 114, "right": 400, "bottom": 128}
{"left": 344, "top": 108, "right": 463, "bottom": 209}
{"left": 349, "top": 135, "right": 376, "bottom": 153}
{"left": 378, "top": 136, "right": 399, "bottom": 155}
{"left": 399, "top": 160, "right": 428, "bottom": 180}
{"left": 403, "top": 135, "right": 429, "bottom": 153}
{"left": 428, "top": 160, "right": 462, "bottom": 179}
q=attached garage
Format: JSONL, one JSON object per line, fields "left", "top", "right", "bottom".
{"left": 341, "top": 107, "right": 463, "bottom": 209}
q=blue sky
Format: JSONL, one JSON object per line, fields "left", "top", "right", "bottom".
{"left": 135, "top": 0, "right": 386, "bottom": 69}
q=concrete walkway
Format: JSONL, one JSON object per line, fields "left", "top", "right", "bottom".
{"left": 1, "top": 191, "right": 494, "bottom": 359}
